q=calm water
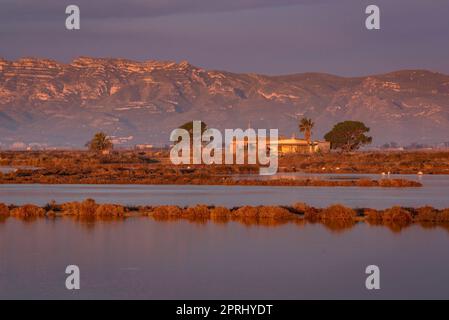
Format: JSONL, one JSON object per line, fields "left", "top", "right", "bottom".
{"left": 1, "top": 174, "right": 449, "bottom": 299}
{"left": 1, "top": 217, "right": 449, "bottom": 299}
{"left": 0, "top": 166, "right": 40, "bottom": 174}
{"left": 0, "top": 174, "right": 448, "bottom": 209}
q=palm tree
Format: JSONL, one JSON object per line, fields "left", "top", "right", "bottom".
{"left": 299, "top": 117, "right": 314, "bottom": 144}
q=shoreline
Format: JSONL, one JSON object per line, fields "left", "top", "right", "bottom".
{"left": 3, "top": 150, "right": 449, "bottom": 187}
{"left": 0, "top": 178, "right": 423, "bottom": 188}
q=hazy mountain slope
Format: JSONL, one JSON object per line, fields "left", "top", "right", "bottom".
{"left": 0, "top": 57, "right": 448, "bottom": 147}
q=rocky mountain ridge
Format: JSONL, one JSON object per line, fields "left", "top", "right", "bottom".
{"left": 1, "top": 57, "right": 448, "bottom": 148}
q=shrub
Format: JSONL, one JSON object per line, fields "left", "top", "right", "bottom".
{"left": 61, "top": 199, "right": 98, "bottom": 216}
{"left": 364, "top": 208, "right": 382, "bottom": 224}
{"left": 44, "top": 200, "right": 61, "bottom": 212}
{"left": 437, "top": 208, "right": 449, "bottom": 222}
{"left": 233, "top": 206, "right": 259, "bottom": 218}
{"left": 182, "top": 205, "right": 210, "bottom": 219}
{"left": 150, "top": 205, "right": 183, "bottom": 218}
{"left": 414, "top": 206, "right": 438, "bottom": 222}
{"left": 0, "top": 203, "right": 9, "bottom": 216}
{"left": 303, "top": 206, "right": 321, "bottom": 221}
{"left": 258, "top": 206, "right": 294, "bottom": 220}
{"left": 10, "top": 204, "right": 45, "bottom": 218}
{"left": 210, "top": 206, "right": 231, "bottom": 221}
{"left": 320, "top": 204, "right": 356, "bottom": 221}
{"left": 382, "top": 206, "right": 413, "bottom": 224}
{"left": 292, "top": 202, "right": 309, "bottom": 214}
{"left": 95, "top": 204, "right": 126, "bottom": 217}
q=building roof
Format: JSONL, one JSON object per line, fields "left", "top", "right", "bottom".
{"left": 278, "top": 138, "right": 310, "bottom": 146}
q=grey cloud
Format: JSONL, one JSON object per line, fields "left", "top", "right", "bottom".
{"left": 0, "top": 0, "right": 326, "bottom": 21}
{"left": 0, "top": 0, "right": 448, "bottom": 76}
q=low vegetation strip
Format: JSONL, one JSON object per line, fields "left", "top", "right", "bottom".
{"left": 0, "top": 169, "right": 422, "bottom": 187}
{"left": 2, "top": 150, "right": 449, "bottom": 175}
{"left": 1, "top": 200, "right": 448, "bottom": 232}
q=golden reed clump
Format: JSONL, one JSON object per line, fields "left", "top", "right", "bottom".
{"left": 61, "top": 199, "right": 98, "bottom": 216}
{"left": 147, "top": 205, "right": 299, "bottom": 226}
{"left": 2, "top": 199, "right": 449, "bottom": 231}
{"left": 180, "top": 205, "right": 210, "bottom": 224}
{"left": 60, "top": 199, "right": 127, "bottom": 217}
{"left": 95, "top": 204, "right": 126, "bottom": 217}
{"left": 319, "top": 204, "right": 357, "bottom": 221}
{"left": 182, "top": 205, "right": 210, "bottom": 219}
{"left": 10, "top": 204, "right": 46, "bottom": 218}
{"left": 382, "top": 206, "right": 413, "bottom": 224}
{"left": 437, "top": 208, "right": 449, "bottom": 222}
{"left": 231, "top": 206, "right": 296, "bottom": 220}
{"left": 229, "top": 206, "right": 297, "bottom": 226}
{"left": 150, "top": 205, "right": 183, "bottom": 219}
{"left": 257, "top": 206, "right": 293, "bottom": 220}
{"left": 256, "top": 206, "right": 298, "bottom": 226}
{"left": 233, "top": 206, "right": 259, "bottom": 218}
{"left": 414, "top": 206, "right": 438, "bottom": 222}
{"left": 210, "top": 206, "right": 231, "bottom": 223}
{"left": 300, "top": 204, "right": 357, "bottom": 232}
{"left": 364, "top": 208, "right": 383, "bottom": 224}
{"left": 374, "top": 206, "right": 413, "bottom": 232}
{"left": 292, "top": 202, "right": 321, "bottom": 221}
{"left": 0, "top": 203, "right": 10, "bottom": 217}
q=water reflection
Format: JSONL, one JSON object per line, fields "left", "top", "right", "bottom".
{"left": 40, "top": 215, "right": 449, "bottom": 233}
{"left": 2, "top": 216, "right": 449, "bottom": 299}
{"left": 0, "top": 166, "right": 40, "bottom": 173}
{"left": 2, "top": 178, "right": 449, "bottom": 209}
{"left": 3, "top": 211, "right": 449, "bottom": 234}
{"left": 366, "top": 219, "right": 412, "bottom": 233}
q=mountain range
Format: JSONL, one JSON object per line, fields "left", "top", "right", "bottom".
{"left": 1, "top": 57, "right": 448, "bottom": 148}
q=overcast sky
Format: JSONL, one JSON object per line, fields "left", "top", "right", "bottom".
{"left": 1, "top": 0, "right": 448, "bottom": 76}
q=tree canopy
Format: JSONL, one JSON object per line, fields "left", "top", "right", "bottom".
{"left": 179, "top": 121, "right": 208, "bottom": 136}
{"left": 324, "top": 121, "right": 372, "bottom": 152}
{"left": 85, "top": 132, "right": 113, "bottom": 152}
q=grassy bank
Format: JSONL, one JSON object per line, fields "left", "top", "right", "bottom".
{"left": 2, "top": 150, "right": 449, "bottom": 175}
{"left": 0, "top": 151, "right": 424, "bottom": 187}
{"left": 1, "top": 200, "right": 448, "bottom": 232}
{"left": 0, "top": 170, "right": 421, "bottom": 187}
{"left": 279, "top": 150, "right": 449, "bottom": 174}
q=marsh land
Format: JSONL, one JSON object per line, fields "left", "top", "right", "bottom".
{"left": 2, "top": 150, "right": 448, "bottom": 186}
